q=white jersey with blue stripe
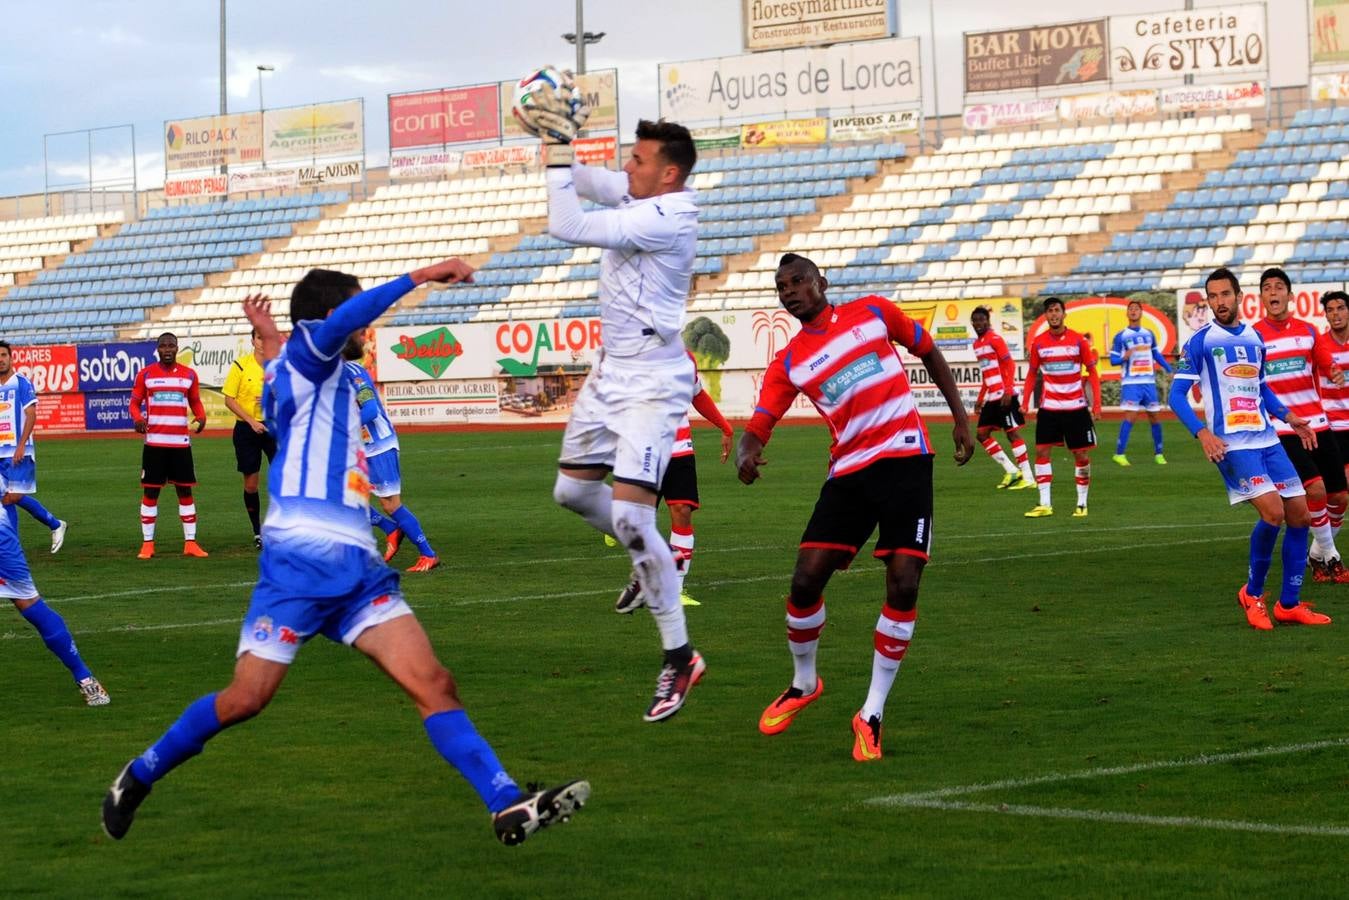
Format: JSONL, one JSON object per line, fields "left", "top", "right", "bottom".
{"left": 1111, "top": 326, "right": 1166, "bottom": 386}
{"left": 263, "top": 321, "right": 375, "bottom": 549}
{"left": 0, "top": 372, "right": 37, "bottom": 459}
{"left": 344, "top": 362, "right": 399, "bottom": 457}
{"left": 1173, "top": 322, "right": 1279, "bottom": 451}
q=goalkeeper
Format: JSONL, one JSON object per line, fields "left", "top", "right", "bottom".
{"left": 518, "top": 71, "right": 705, "bottom": 724}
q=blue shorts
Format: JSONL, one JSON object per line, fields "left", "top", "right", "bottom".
{"left": 1119, "top": 383, "right": 1161, "bottom": 412}
{"left": 0, "top": 456, "right": 37, "bottom": 494}
{"left": 1216, "top": 444, "right": 1306, "bottom": 506}
{"left": 236, "top": 533, "right": 410, "bottom": 664}
{"left": 0, "top": 521, "right": 37, "bottom": 600}
{"left": 367, "top": 450, "right": 402, "bottom": 498}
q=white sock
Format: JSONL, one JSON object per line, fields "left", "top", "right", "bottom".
{"left": 179, "top": 503, "right": 197, "bottom": 541}
{"left": 982, "top": 438, "right": 1017, "bottom": 474}
{"left": 552, "top": 472, "right": 615, "bottom": 537}
{"left": 140, "top": 501, "right": 157, "bottom": 541}
{"left": 1075, "top": 464, "right": 1090, "bottom": 507}
{"left": 612, "top": 500, "right": 687, "bottom": 651}
{"left": 669, "top": 526, "right": 694, "bottom": 594}
{"left": 1035, "top": 462, "right": 1052, "bottom": 507}
{"left": 787, "top": 598, "right": 826, "bottom": 692}
{"left": 861, "top": 606, "right": 916, "bottom": 721}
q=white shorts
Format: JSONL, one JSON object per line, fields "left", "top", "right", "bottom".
{"left": 559, "top": 352, "right": 695, "bottom": 491}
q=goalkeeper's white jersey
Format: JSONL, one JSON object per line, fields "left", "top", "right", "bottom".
{"left": 547, "top": 165, "right": 698, "bottom": 362}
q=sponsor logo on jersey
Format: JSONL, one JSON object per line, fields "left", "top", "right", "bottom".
{"left": 278, "top": 627, "right": 298, "bottom": 645}
{"left": 1263, "top": 357, "right": 1305, "bottom": 376}
{"left": 252, "top": 616, "right": 274, "bottom": 642}
{"left": 820, "top": 352, "right": 882, "bottom": 402}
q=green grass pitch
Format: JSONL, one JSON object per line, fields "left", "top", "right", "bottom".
{"left": 5, "top": 422, "right": 1348, "bottom": 897}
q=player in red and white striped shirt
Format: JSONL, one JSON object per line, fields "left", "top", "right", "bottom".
{"left": 737, "top": 253, "right": 973, "bottom": 762}
{"left": 1256, "top": 269, "right": 1349, "bottom": 582}
{"left": 1021, "top": 298, "right": 1101, "bottom": 518}
{"left": 971, "top": 306, "right": 1034, "bottom": 491}
{"left": 129, "top": 333, "right": 208, "bottom": 560}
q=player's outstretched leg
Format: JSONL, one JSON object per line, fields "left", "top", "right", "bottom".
{"left": 16, "top": 496, "right": 66, "bottom": 552}
{"left": 391, "top": 506, "right": 439, "bottom": 572}
{"left": 369, "top": 508, "right": 402, "bottom": 561}
{"left": 853, "top": 604, "right": 917, "bottom": 762}
{"left": 15, "top": 598, "right": 108, "bottom": 706}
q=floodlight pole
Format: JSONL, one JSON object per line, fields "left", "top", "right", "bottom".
{"left": 563, "top": 0, "right": 605, "bottom": 75}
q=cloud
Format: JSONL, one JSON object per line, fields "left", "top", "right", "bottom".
{"left": 227, "top": 51, "right": 298, "bottom": 102}
{"left": 44, "top": 150, "right": 165, "bottom": 190}
{"left": 317, "top": 63, "right": 428, "bottom": 87}
{"left": 97, "top": 26, "right": 146, "bottom": 46}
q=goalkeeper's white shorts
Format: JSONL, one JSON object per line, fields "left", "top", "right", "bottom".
{"left": 559, "top": 351, "right": 695, "bottom": 492}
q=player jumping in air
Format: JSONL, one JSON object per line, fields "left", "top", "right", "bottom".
{"left": 1109, "top": 300, "right": 1173, "bottom": 467}
{"left": 0, "top": 340, "right": 68, "bottom": 552}
{"left": 102, "top": 273, "right": 588, "bottom": 846}
{"left": 1022, "top": 298, "right": 1101, "bottom": 518}
{"left": 527, "top": 74, "right": 706, "bottom": 722}
{"left": 1168, "top": 267, "right": 1330, "bottom": 629}
{"left": 342, "top": 336, "right": 441, "bottom": 572}
{"left": 970, "top": 307, "right": 1034, "bottom": 490}
{"left": 738, "top": 253, "right": 973, "bottom": 761}
{"left": 129, "top": 333, "right": 208, "bottom": 559}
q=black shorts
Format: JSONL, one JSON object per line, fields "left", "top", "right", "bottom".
{"left": 1333, "top": 430, "right": 1349, "bottom": 473}
{"left": 141, "top": 444, "right": 197, "bottom": 488}
{"left": 1035, "top": 408, "right": 1096, "bottom": 451}
{"left": 1279, "top": 431, "right": 1349, "bottom": 493}
{"left": 233, "top": 420, "right": 278, "bottom": 475}
{"left": 660, "top": 453, "right": 699, "bottom": 508}
{"left": 800, "top": 454, "right": 933, "bottom": 567}
{"left": 977, "top": 397, "right": 1026, "bottom": 431}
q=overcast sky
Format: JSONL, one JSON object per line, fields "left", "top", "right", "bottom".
{"left": 0, "top": 0, "right": 1310, "bottom": 199}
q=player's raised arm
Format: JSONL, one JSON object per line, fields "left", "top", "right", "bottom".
{"left": 242, "top": 294, "right": 280, "bottom": 363}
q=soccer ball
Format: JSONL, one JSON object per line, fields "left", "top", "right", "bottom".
{"left": 512, "top": 66, "right": 582, "bottom": 138}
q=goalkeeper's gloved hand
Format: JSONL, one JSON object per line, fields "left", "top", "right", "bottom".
{"left": 530, "top": 72, "right": 591, "bottom": 167}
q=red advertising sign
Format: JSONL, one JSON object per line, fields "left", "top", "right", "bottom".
{"left": 389, "top": 84, "right": 501, "bottom": 149}
{"left": 574, "top": 135, "right": 618, "bottom": 167}
{"left": 12, "top": 345, "right": 78, "bottom": 394}
{"left": 36, "top": 392, "right": 86, "bottom": 431}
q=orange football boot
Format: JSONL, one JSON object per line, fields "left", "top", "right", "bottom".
{"left": 1272, "top": 601, "right": 1332, "bottom": 626}
{"left": 136, "top": 541, "right": 155, "bottom": 560}
{"left": 383, "top": 529, "right": 403, "bottom": 562}
{"left": 182, "top": 541, "right": 209, "bottom": 558}
{"left": 758, "top": 678, "right": 824, "bottom": 735}
{"left": 407, "top": 555, "right": 441, "bottom": 573}
{"left": 852, "top": 711, "right": 883, "bottom": 762}
{"left": 1237, "top": 585, "right": 1273, "bottom": 631}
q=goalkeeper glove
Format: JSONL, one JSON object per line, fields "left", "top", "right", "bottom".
{"left": 527, "top": 72, "right": 591, "bottom": 167}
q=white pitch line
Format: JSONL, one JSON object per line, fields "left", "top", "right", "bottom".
{"left": 893, "top": 799, "right": 1349, "bottom": 838}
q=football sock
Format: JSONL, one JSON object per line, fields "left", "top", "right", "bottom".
{"left": 1308, "top": 498, "right": 1337, "bottom": 560}
{"left": 861, "top": 605, "right": 916, "bottom": 722}
{"left": 369, "top": 508, "right": 398, "bottom": 535}
{"left": 17, "top": 495, "right": 60, "bottom": 529}
{"left": 612, "top": 499, "right": 687, "bottom": 650}
{"left": 553, "top": 472, "right": 615, "bottom": 538}
{"left": 1247, "top": 519, "right": 1280, "bottom": 597}
{"left": 1074, "top": 463, "right": 1090, "bottom": 506}
{"left": 179, "top": 500, "right": 198, "bottom": 542}
{"left": 1011, "top": 438, "right": 1033, "bottom": 480}
{"left": 1115, "top": 420, "right": 1133, "bottom": 455}
{"left": 423, "top": 709, "right": 520, "bottom": 813}
{"left": 786, "top": 596, "right": 826, "bottom": 692}
{"left": 243, "top": 490, "right": 261, "bottom": 536}
{"left": 669, "top": 523, "right": 694, "bottom": 592}
{"left": 130, "top": 693, "right": 225, "bottom": 785}
{"left": 1151, "top": 422, "right": 1165, "bottom": 454}
{"left": 140, "top": 495, "right": 158, "bottom": 541}
{"left": 1035, "top": 461, "right": 1052, "bottom": 507}
{"left": 391, "top": 506, "right": 436, "bottom": 557}
{"left": 1279, "top": 525, "right": 1310, "bottom": 609}
{"left": 1329, "top": 498, "right": 1346, "bottom": 539}
{"left": 20, "top": 600, "right": 92, "bottom": 683}
{"left": 981, "top": 438, "right": 1017, "bottom": 475}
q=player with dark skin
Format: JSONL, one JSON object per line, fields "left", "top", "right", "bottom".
{"left": 135, "top": 333, "right": 205, "bottom": 529}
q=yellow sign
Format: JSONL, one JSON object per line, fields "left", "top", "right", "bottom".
{"left": 740, "top": 117, "right": 827, "bottom": 148}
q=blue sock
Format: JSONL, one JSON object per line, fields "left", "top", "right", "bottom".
{"left": 1151, "top": 423, "right": 1164, "bottom": 455}
{"left": 20, "top": 600, "right": 92, "bottom": 683}
{"left": 392, "top": 506, "right": 435, "bottom": 557}
{"left": 1279, "top": 525, "right": 1310, "bottom": 608}
{"left": 1116, "top": 420, "right": 1133, "bottom": 455}
{"left": 423, "top": 709, "right": 519, "bottom": 812}
{"left": 130, "top": 693, "right": 225, "bottom": 784}
{"left": 1247, "top": 519, "right": 1281, "bottom": 597}
{"left": 17, "top": 495, "right": 60, "bottom": 529}
{"left": 369, "top": 508, "right": 398, "bottom": 535}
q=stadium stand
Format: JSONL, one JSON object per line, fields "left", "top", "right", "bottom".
{"left": 0, "top": 212, "right": 125, "bottom": 343}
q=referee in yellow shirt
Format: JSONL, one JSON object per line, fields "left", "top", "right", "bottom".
{"left": 222, "top": 327, "right": 277, "bottom": 549}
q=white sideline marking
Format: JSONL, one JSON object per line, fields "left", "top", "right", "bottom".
{"left": 869, "top": 738, "right": 1349, "bottom": 837}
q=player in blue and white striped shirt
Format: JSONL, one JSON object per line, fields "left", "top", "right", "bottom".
{"left": 0, "top": 341, "right": 68, "bottom": 552}
{"left": 1108, "top": 301, "right": 1173, "bottom": 466}
{"left": 104, "top": 265, "right": 589, "bottom": 846}
{"left": 1168, "top": 267, "right": 1331, "bottom": 630}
